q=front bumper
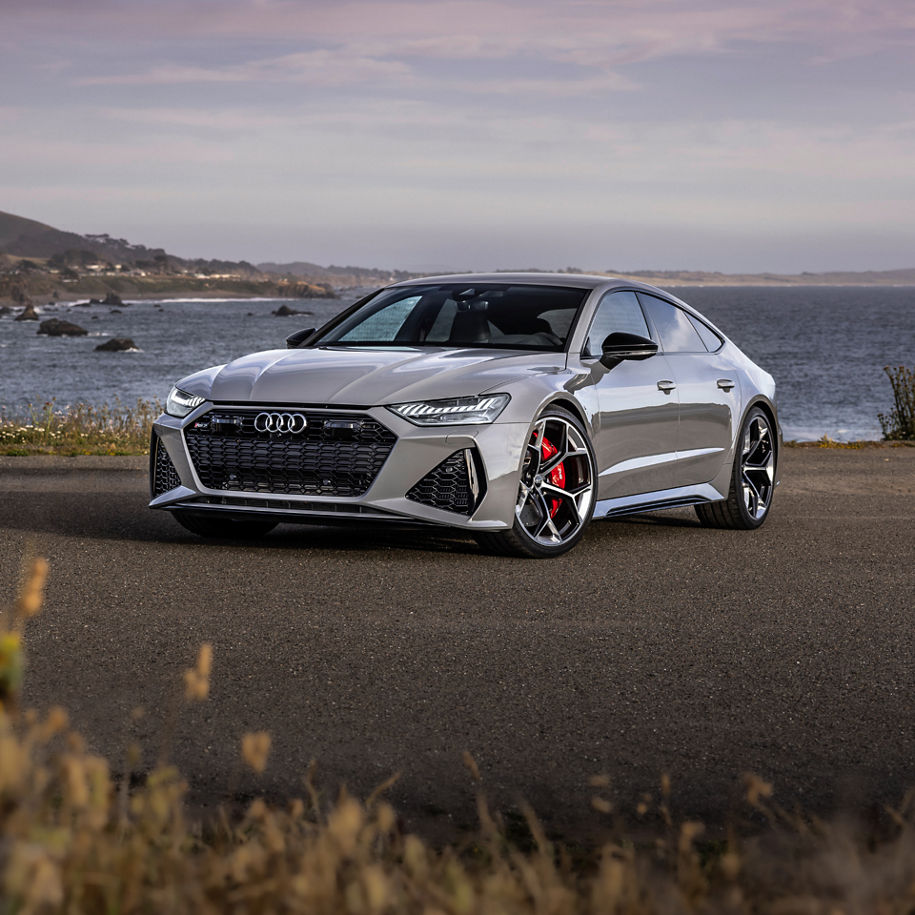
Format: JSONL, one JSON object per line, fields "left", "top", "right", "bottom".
{"left": 149, "top": 402, "right": 529, "bottom": 530}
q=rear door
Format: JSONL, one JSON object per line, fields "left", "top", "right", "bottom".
{"left": 579, "top": 290, "right": 680, "bottom": 499}
{"left": 637, "top": 293, "right": 736, "bottom": 486}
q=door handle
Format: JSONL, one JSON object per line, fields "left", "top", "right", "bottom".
{"left": 657, "top": 380, "right": 676, "bottom": 394}
{"left": 716, "top": 378, "right": 735, "bottom": 391}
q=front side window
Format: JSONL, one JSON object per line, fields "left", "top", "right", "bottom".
{"left": 582, "top": 290, "right": 651, "bottom": 356}
{"left": 637, "top": 293, "right": 706, "bottom": 354}
{"left": 317, "top": 284, "right": 588, "bottom": 352}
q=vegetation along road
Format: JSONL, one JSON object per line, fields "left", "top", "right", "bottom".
{"left": 0, "top": 446, "right": 912, "bottom": 839}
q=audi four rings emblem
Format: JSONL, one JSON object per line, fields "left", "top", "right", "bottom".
{"left": 254, "top": 412, "right": 308, "bottom": 434}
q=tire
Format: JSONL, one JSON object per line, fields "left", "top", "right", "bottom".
{"left": 695, "top": 406, "right": 776, "bottom": 530}
{"left": 475, "top": 407, "right": 596, "bottom": 558}
{"left": 173, "top": 511, "right": 278, "bottom": 539}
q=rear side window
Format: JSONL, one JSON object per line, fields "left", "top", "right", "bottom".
{"left": 686, "top": 313, "right": 723, "bottom": 352}
{"left": 637, "top": 293, "right": 706, "bottom": 354}
{"left": 583, "top": 290, "right": 651, "bottom": 356}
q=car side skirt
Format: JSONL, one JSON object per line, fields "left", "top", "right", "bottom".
{"left": 594, "top": 482, "right": 725, "bottom": 519}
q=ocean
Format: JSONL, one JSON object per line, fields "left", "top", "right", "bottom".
{"left": 1, "top": 285, "right": 912, "bottom": 441}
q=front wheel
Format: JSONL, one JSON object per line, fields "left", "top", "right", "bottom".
{"left": 695, "top": 406, "right": 776, "bottom": 529}
{"left": 173, "top": 511, "right": 278, "bottom": 539}
{"left": 475, "top": 408, "right": 596, "bottom": 558}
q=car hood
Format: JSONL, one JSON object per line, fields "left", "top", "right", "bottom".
{"left": 195, "top": 346, "right": 567, "bottom": 405}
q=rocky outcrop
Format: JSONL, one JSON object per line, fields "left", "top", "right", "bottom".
{"left": 37, "top": 318, "right": 87, "bottom": 336}
{"left": 102, "top": 292, "right": 124, "bottom": 306}
{"left": 15, "top": 304, "right": 39, "bottom": 321}
{"left": 94, "top": 337, "right": 138, "bottom": 351}
{"left": 0, "top": 305, "right": 12, "bottom": 316}
{"left": 272, "top": 304, "right": 314, "bottom": 317}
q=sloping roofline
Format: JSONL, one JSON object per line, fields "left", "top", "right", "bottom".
{"left": 393, "top": 271, "right": 673, "bottom": 296}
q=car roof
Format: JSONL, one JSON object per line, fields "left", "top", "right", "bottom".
{"left": 391, "top": 272, "right": 676, "bottom": 297}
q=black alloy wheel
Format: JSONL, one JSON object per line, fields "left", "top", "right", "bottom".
{"left": 695, "top": 406, "right": 776, "bottom": 529}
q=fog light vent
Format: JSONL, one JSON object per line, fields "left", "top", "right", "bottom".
{"left": 406, "top": 449, "right": 483, "bottom": 515}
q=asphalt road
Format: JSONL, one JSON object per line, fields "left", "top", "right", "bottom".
{"left": 1, "top": 447, "right": 913, "bottom": 839}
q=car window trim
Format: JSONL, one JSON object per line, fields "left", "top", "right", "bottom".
{"left": 635, "top": 291, "right": 708, "bottom": 355}
{"left": 579, "top": 288, "right": 656, "bottom": 357}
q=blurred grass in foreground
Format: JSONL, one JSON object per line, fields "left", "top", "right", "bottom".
{"left": 2, "top": 559, "right": 915, "bottom": 913}
{"left": 0, "top": 399, "right": 160, "bottom": 455}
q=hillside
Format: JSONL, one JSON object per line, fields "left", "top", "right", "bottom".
{"left": 259, "top": 260, "right": 415, "bottom": 285}
{"left": 2, "top": 210, "right": 914, "bottom": 301}
{"left": 0, "top": 210, "right": 104, "bottom": 258}
{"left": 0, "top": 210, "right": 340, "bottom": 302}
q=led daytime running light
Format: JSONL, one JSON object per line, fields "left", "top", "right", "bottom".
{"left": 398, "top": 397, "right": 500, "bottom": 418}
{"left": 166, "top": 387, "right": 206, "bottom": 418}
{"left": 388, "top": 393, "right": 510, "bottom": 426}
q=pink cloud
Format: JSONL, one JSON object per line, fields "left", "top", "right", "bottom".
{"left": 8, "top": 0, "right": 914, "bottom": 66}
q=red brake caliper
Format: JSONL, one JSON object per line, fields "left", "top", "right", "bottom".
{"left": 540, "top": 436, "right": 566, "bottom": 517}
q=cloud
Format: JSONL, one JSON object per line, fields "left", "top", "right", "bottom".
{"left": 19, "top": 0, "right": 912, "bottom": 97}
{"left": 77, "top": 49, "right": 414, "bottom": 88}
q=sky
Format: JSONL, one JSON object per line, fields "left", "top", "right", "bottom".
{"left": 1, "top": 0, "right": 913, "bottom": 272}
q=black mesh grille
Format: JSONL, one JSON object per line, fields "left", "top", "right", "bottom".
{"left": 406, "top": 450, "right": 478, "bottom": 515}
{"left": 184, "top": 409, "right": 396, "bottom": 497}
{"left": 152, "top": 434, "right": 182, "bottom": 495}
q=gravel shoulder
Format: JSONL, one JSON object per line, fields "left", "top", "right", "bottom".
{"left": 1, "top": 446, "right": 913, "bottom": 839}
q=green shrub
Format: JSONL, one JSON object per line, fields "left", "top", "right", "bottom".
{"left": 878, "top": 365, "right": 915, "bottom": 441}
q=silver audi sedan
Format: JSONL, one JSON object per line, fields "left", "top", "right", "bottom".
{"left": 150, "top": 274, "right": 779, "bottom": 557}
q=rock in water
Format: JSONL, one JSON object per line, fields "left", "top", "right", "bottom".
{"left": 272, "top": 304, "right": 313, "bottom": 316}
{"left": 102, "top": 292, "right": 123, "bottom": 306}
{"left": 94, "top": 337, "right": 138, "bottom": 352}
{"left": 15, "top": 304, "right": 39, "bottom": 321}
{"left": 37, "top": 318, "right": 88, "bottom": 336}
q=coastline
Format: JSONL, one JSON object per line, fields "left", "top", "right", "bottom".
{"left": 5, "top": 272, "right": 915, "bottom": 308}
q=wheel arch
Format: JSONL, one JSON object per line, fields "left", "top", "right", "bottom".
{"left": 540, "top": 394, "right": 589, "bottom": 429}
{"left": 739, "top": 396, "right": 780, "bottom": 471}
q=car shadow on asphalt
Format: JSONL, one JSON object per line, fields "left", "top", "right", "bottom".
{"left": 0, "top": 489, "right": 485, "bottom": 555}
{"left": 1, "top": 490, "right": 702, "bottom": 556}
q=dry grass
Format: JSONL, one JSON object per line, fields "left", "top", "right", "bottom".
{"left": 0, "top": 399, "right": 159, "bottom": 455}
{"left": 3, "top": 560, "right": 915, "bottom": 913}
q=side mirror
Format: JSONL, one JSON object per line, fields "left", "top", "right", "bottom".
{"left": 286, "top": 327, "right": 316, "bottom": 349}
{"left": 600, "top": 332, "right": 658, "bottom": 367}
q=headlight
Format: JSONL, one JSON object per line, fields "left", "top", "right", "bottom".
{"left": 387, "top": 393, "right": 510, "bottom": 425}
{"left": 166, "top": 386, "right": 205, "bottom": 418}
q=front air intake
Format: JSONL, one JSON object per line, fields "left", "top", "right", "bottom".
{"left": 406, "top": 449, "right": 484, "bottom": 515}
{"left": 151, "top": 433, "right": 182, "bottom": 496}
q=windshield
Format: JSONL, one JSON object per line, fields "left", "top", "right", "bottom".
{"left": 315, "top": 283, "right": 588, "bottom": 352}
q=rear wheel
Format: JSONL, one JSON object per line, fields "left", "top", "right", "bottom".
{"left": 695, "top": 406, "right": 776, "bottom": 529}
{"left": 173, "top": 511, "right": 278, "bottom": 539}
{"left": 475, "top": 407, "right": 596, "bottom": 558}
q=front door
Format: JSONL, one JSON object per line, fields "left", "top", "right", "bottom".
{"left": 577, "top": 290, "right": 681, "bottom": 499}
